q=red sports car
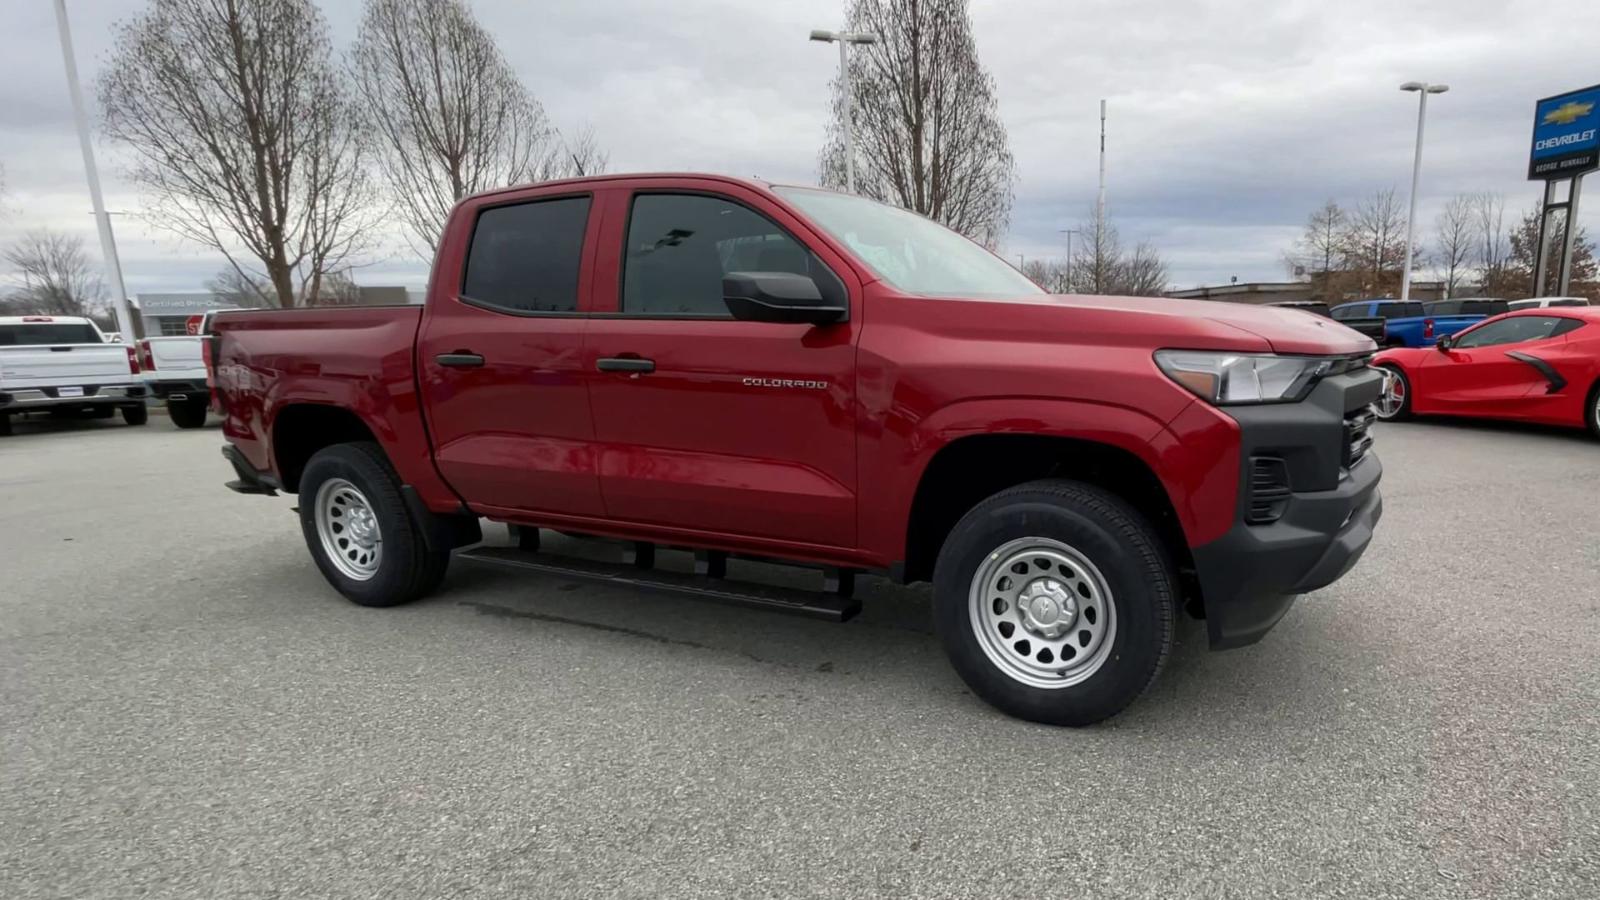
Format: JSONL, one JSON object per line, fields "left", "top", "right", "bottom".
{"left": 1372, "top": 306, "right": 1600, "bottom": 437}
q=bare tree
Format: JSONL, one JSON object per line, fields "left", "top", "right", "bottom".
{"left": 1113, "top": 241, "right": 1170, "bottom": 296}
{"left": 818, "top": 0, "right": 1015, "bottom": 247}
{"left": 353, "top": 0, "right": 570, "bottom": 254}
{"left": 1432, "top": 194, "right": 1474, "bottom": 298}
{"left": 1507, "top": 203, "right": 1598, "bottom": 296}
{"left": 1020, "top": 258, "right": 1070, "bottom": 293}
{"left": 99, "top": 0, "right": 373, "bottom": 308}
{"left": 1292, "top": 200, "right": 1345, "bottom": 297}
{"left": 539, "top": 125, "right": 610, "bottom": 181}
{"left": 1072, "top": 215, "right": 1119, "bottom": 294}
{"left": 1339, "top": 188, "right": 1409, "bottom": 293}
{"left": 3, "top": 230, "right": 105, "bottom": 317}
{"left": 1057, "top": 212, "right": 1169, "bottom": 296}
{"left": 1469, "top": 192, "right": 1511, "bottom": 295}
{"left": 204, "top": 267, "right": 274, "bottom": 309}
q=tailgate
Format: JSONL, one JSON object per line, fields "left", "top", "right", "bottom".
{"left": 0, "top": 345, "right": 132, "bottom": 389}
{"left": 145, "top": 337, "right": 205, "bottom": 374}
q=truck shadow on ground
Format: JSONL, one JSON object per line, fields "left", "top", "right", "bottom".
{"left": 431, "top": 532, "right": 1324, "bottom": 732}
{"left": 0, "top": 411, "right": 219, "bottom": 440}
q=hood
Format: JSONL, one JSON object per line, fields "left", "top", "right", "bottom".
{"left": 1029, "top": 294, "right": 1378, "bottom": 356}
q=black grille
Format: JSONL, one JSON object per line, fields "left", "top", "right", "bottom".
{"left": 1344, "top": 408, "right": 1375, "bottom": 468}
{"left": 1247, "top": 456, "right": 1292, "bottom": 525}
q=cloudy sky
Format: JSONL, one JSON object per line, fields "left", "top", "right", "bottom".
{"left": 2, "top": 0, "right": 1597, "bottom": 297}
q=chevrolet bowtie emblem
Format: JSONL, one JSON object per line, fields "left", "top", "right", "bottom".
{"left": 1543, "top": 101, "right": 1594, "bottom": 126}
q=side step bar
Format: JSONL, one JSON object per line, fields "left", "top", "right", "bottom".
{"left": 455, "top": 544, "right": 862, "bottom": 622}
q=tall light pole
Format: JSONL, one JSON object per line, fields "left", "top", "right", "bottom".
{"left": 1097, "top": 100, "right": 1107, "bottom": 240}
{"left": 1398, "top": 81, "right": 1448, "bottom": 301}
{"left": 810, "top": 29, "right": 879, "bottom": 193}
{"left": 54, "top": 0, "right": 136, "bottom": 339}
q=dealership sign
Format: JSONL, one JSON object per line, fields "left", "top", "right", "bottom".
{"left": 1529, "top": 84, "right": 1600, "bottom": 180}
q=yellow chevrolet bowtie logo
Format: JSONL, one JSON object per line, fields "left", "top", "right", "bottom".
{"left": 1543, "top": 101, "right": 1594, "bottom": 126}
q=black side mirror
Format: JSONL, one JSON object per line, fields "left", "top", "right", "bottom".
{"left": 722, "top": 272, "right": 847, "bottom": 325}
{"left": 1435, "top": 335, "right": 1454, "bottom": 351}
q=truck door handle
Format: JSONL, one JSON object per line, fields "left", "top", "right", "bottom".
{"left": 596, "top": 357, "right": 655, "bottom": 374}
{"left": 436, "top": 352, "right": 485, "bottom": 368}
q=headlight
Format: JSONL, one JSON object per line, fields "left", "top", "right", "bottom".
{"left": 1154, "top": 351, "right": 1333, "bottom": 405}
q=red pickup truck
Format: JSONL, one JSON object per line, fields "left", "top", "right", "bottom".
{"left": 212, "top": 173, "right": 1383, "bottom": 725}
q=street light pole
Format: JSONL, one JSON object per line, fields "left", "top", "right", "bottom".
{"left": 1398, "top": 81, "right": 1448, "bottom": 302}
{"left": 54, "top": 0, "right": 135, "bottom": 339}
{"left": 811, "top": 29, "right": 879, "bottom": 193}
{"left": 1059, "top": 228, "right": 1082, "bottom": 290}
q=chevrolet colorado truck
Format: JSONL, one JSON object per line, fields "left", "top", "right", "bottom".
{"left": 0, "top": 315, "right": 149, "bottom": 436}
{"left": 212, "top": 174, "right": 1383, "bottom": 725}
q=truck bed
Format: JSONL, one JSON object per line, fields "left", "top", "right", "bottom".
{"left": 210, "top": 305, "right": 437, "bottom": 496}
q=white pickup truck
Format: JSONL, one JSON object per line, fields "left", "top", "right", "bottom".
{"left": 137, "top": 336, "right": 211, "bottom": 428}
{"left": 0, "top": 315, "right": 150, "bottom": 436}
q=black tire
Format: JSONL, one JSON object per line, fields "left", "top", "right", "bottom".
{"left": 298, "top": 442, "right": 449, "bottom": 607}
{"left": 1374, "top": 364, "right": 1413, "bottom": 422}
{"left": 933, "top": 479, "right": 1176, "bottom": 726}
{"left": 121, "top": 404, "right": 149, "bottom": 426}
{"left": 0, "top": 414, "right": 11, "bottom": 437}
{"left": 168, "top": 397, "right": 209, "bottom": 429}
{"left": 1585, "top": 381, "right": 1600, "bottom": 441}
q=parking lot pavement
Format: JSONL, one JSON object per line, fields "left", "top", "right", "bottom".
{"left": 1, "top": 418, "right": 1597, "bottom": 899}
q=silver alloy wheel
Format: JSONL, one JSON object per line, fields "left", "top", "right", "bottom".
{"left": 314, "top": 477, "right": 383, "bottom": 581}
{"left": 968, "top": 537, "right": 1117, "bottom": 689}
{"left": 1374, "top": 368, "right": 1406, "bottom": 419}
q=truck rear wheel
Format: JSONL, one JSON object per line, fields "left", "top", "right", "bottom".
{"left": 168, "top": 397, "right": 208, "bottom": 429}
{"left": 121, "top": 404, "right": 149, "bottom": 426}
{"left": 0, "top": 414, "right": 10, "bottom": 437}
{"left": 298, "top": 442, "right": 449, "bottom": 607}
{"left": 932, "top": 479, "right": 1175, "bottom": 726}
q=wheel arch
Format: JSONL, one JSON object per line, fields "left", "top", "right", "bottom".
{"left": 270, "top": 403, "right": 382, "bottom": 493}
{"left": 901, "top": 433, "right": 1193, "bottom": 587}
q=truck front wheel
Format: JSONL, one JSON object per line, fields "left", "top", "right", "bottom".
{"left": 932, "top": 479, "right": 1176, "bottom": 726}
{"left": 298, "top": 442, "right": 449, "bottom": 607}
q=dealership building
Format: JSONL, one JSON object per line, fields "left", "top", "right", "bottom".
{"left": 132, "top": 293, "right": 239, "bottom": 337}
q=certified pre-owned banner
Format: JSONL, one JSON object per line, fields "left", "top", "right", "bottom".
{"left": 1529, "top": 84, "right": 1600, "bottom": 180}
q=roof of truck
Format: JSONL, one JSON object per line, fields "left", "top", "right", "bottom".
{"left": 0, "top": 315, "right": 96, "bottom": 325}
{"left": 463, "top": 172, "right": 778, "bottom": 204}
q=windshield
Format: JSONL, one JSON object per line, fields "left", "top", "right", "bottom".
{"left": 775, "top": 187, "right": 1043, "bottom": 299}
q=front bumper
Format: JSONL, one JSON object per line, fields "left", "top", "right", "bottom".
{"left": 1189, "top": 365, "right": 1385, "bottom": 649}
{"left": 0, "top": 384, "right": 147, "bottom": 411}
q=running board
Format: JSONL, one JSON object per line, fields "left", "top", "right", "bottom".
{"left": 455, "top": 545, "right": 862, "bottom": 622}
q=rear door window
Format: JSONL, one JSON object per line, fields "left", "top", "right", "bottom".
{"left": 0, "top": 322, "right": 102, "bottom": 345}
{"left": 461, "top": 196, "right": 591, "bottom": 314}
